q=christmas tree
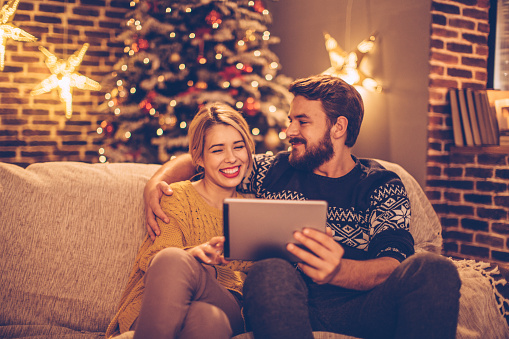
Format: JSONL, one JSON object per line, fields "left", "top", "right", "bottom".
{"left": 98, "top": 0, "right": 293, "bottom": 164}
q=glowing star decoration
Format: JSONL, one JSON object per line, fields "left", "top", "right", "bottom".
{"left": 322, "top": 32, "right": 381, "bottom": 92}
{"left": 30, "top": 43, "right": 101, "bottom": 119}
{"left": 0, "top": 0, "right": 37, "bottom": 71}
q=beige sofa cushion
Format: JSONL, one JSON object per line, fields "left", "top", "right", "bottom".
{"left": 0, "top": 162, "right": 159, "bottom": 337}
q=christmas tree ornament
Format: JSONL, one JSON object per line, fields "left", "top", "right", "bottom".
{"left": 0, "top": 0, "right": 37, "bottom": 71}
{"left": 30, "top": 43, "right": 101, "bottom": 119}
{"left": 205, "top": 10, "right": 222, "bottom": 27}
{"left": 322, "top": 32, "right": 381, "bottom": 92}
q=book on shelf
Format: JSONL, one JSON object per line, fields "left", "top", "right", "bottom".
{"left": 486, "top": 90, "right": 509, "bottom": 146}
{"left": 457, "top": 89, "right": 474, "bottom": 146}
{"left": 474, "top": 90, "right": 493, "bottom": 145}
{"left": 449, "top": 88, "right": 464, "bottom": 147}
{"left": 480, "top": 90, "right": 500, "bottom": 145}
{"left": 465, "top": 88, "right": 482, "bottom": 146}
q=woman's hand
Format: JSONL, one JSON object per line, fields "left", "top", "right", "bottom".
{"left": 187, "top": 236, "right": 228, "bottom": 265}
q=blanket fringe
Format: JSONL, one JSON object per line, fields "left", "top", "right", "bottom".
{"left": 451, "top": 258, "right": 509, "bottom": 319}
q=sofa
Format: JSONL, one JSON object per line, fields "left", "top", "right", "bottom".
{"left": 1, "top": 160, "right": 508, "bottom": 339}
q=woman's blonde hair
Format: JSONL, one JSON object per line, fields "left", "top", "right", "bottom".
{"left": 188, "top": 102, "right": 255, "bottom": 177}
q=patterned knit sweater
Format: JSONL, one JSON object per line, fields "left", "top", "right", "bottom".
{"left": 106, "top": 180, "right": 252, "bottom": 337}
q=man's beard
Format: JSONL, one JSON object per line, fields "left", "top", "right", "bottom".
{"left": 289, "top": 131, "right": 334, "bottom": 171}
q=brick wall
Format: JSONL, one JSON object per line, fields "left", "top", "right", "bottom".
{"left": 0, "top": 0, "right": 129, "bottom": 167}
{"left": 428, "top": 0, "right": 509, "bottom": 265}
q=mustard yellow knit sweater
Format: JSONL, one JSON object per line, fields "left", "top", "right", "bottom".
{"left": 106, "top": 180, "right": 252, "bottom": 337}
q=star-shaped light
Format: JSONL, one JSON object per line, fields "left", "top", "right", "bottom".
{"left": 322, "top": 32, "right": 381, "bottom": 92}
{"left": 0, "top": 0, "right": 37, "bottom": 71}
{"left": 30, "top": 43, "right": 102, "bottom": 119}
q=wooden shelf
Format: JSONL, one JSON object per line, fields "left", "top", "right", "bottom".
{"left": 450, "top": 146, "right": 509, "bottom": 154}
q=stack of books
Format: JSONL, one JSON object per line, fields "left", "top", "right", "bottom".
{"left": 449, "top": 88, "right": 509, "bottom": 147}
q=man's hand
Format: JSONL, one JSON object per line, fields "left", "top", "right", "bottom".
{"left": 187, "top": 236, "right": 228, "bottom": 265}
{"left": 287, "top": 227, "right": 344, "bottom": 285}
{"left": 144, "top": 179, "right": 173, "bottom": 240}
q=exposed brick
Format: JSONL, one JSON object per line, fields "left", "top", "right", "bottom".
{"left": 21, "top": 151, "right": 49, "bottom": 157}
{"left": 22, "top": 130, "right": 51, "bottom": 137}
{"left": 62, "top": 141, "right": 87, "bottom": 146}
{"left": 491, "top": 251, "right": 509, "bottom": 263}
{"left": 461, "top": 218, "right": 488, "bottom": 231}
{"left": 444, "top": 166, "right": 463, "bottom": 177}
{"left": 465, "top": 167, "right": 493, "bottom": 178}
{"left": 462, "top": 33, "right": 488, "bottom": 45}
{"left": 67, "top": 19, "right": 94, "bottom": 27}
{"left": 428, "top": 142, "right": 443, "bottom": 152}
{"left": 445, "top": 191, "right": 461, "bottom": 201}
{"left": 475, "top": 233, "right": 504, "bottom": 247}
{"left": 110, "top": 1, "right": 131, "bottom": 9}
{"left": 0, "top": 108, "right": 18, "bottom": 115}
{"left": 462, "top": 56, "right": 487, "bottom": 68}
{"left": 427, "top": 166, "right": 442, "bottom": 176}
{"left": 39, "top": 4, "right": 66, "bottom": 13}
{"left": 432, "top": 14, "right": 447, "bottom": 25}
{"left": 494, "top": 196, "right": 509, "bottom": 208}
{"left": 495, "top": 169, "right": 509, "bottom": 180}
{"left": 34, "top": 15, "right": 62, "bottom": 24}
{"left": 23, "top": 109, "right": 49, "bottom": 116}
{"left": 429, "top": 129, "right": 453, "bottom": 140}
{"left": 464, "top": 193, "right": 492, "bottom": 205}
{"left": 105, "top": 10, "right": 128, "bottom": 19}
{"left": 447, "top": 42, "right": 473, "bottom": 54}
{"left": 460, "top": 243, "right": 489, "bottom": 257}
{"left": 430, "top": 39, "right": 445, "bottom": 50}
{"left": 450, "top": 152, "right": 476, "bottom": 164}
{"left": 475, "top": 45, "right": 489, "bottom": 56}
{"left": 427, "top": 179, "right": 450, "bottom": 188}
{"left": 432, "top": 2, "right": 460, "bottom": 15}
{"left": 441, "top": 217, "right": 459, "bottom": 227}
{"left": 73, "top": 7, "right": 100, "bottom": 17}
{"left": 53, "top": 150, "right": 80, "bottom": 156}
{"left": 0, "top": 130, "right": 18, "bottom": 136}
{"left": 449, "top": 180, "right": 474, "bottom": 189}
{"left": 429, "top": 78, "right": 458, "bottom": 89}
{"left": 81, "top": 0, "right": 106, "bottom": 5}
{"left": 428, "top": 154, "right": 451, "bottom": 165}
{"left": 449, "top": 17, "right": 475, "bottom": 30}
{"left": 478, "top": 207, "right": 508, "bottom": 220}
{"left": 451, "top": 0, "right": 477, "bottom": 6}
{"left": 463, "top": 8, "right": 489, "bottom": 21}
{"left": 426, "top": 190, "right": 442, "bottom": 200}
{"left": 474, "top": 71, "right": 487, "bottom": 81}
{"left": 478, "top": 22, "right": 490, "bottom": 33}
{"left": 0, "top": 151, "right": 16, "bottom": 157}
{"left": 492, "top": 222, "right": 509, "bottom": 235}
{"left": 432, "top": 203, "right": 449, "bottom": 214}
{"left": 3, "top": 118, "right": 28, "bottom": 125}
{"left": 430, "top": 51, "right": 459, "bottom": 64}
{"left": 443, "top": 230, "right": 473, "bottom": 242}
{"left": 477, "top": 154, "right": 507, "bottom": 165}
{"left": 443, "top": 241, "right": 459, "bottom": 253}
{"left": 2, "top": 140, "right": 27, "bottom": 147}
{"left": 476, "top": 180, "right": 508, "bottom": 192}
{"left": 29, "top": 141, "right": 58, "bottom": 146}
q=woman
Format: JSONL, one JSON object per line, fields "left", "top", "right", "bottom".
{"left": 106, "top": 102, "right": 255, "bottom": 339}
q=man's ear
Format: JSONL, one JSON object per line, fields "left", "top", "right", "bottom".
{"left": 331, "top": 116, "right": 348, "bottom": 139}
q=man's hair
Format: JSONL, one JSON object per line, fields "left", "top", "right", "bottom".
{"left": 188, "top": 102, "right": 255, "bottom": 176}
{"left": 288, "top": 74, "right": 364, "bottom": 147}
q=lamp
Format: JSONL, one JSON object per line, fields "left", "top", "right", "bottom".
{"left": 322, "top": 31, "right": 381, "bottom": 92}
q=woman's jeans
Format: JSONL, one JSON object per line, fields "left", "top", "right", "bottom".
{"left": 243, "top": 252, "right": 461, "bottom": 339}
{"left": 133, "top": 247, "right": 244, "bottom": 339}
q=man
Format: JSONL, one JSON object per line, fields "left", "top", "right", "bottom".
{"left": 143, "top": 74, "right": 461, "bottom": 339}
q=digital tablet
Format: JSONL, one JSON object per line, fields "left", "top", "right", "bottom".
{"left": 223, "top": 198, "right": 328, "bottom": 262}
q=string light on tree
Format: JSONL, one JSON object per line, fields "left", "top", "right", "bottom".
{"left": 0, "top": 0, "right": 37, "bottom": 71}
{"left": 30, "top": 43, "right": 102, "bottom": 119}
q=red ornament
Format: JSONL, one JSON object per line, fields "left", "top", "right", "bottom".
{"left": 244, "top": 97, "right": 260, "bottom": 116}
{"left": 253, "top": 0, "right": 265, "bottom": 13}
{"left": 219, "top": 65, "right": 243, "bottom": 81}
{"left": 139, "top": 91, "right": 157, "bottom": 114}
{"left": 100, "top": 120, "right": 115, "bottom": 137}
{"left": 138, "top": 38, "right": 149, "bottom": 50}
{"left": 205, "top": 10, "right": 222, "bottom": 27}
